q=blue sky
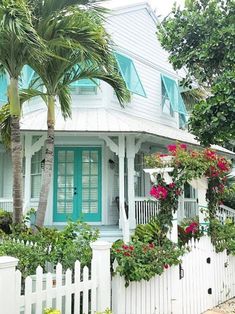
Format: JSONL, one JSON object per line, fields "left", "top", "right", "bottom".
{"left": 106, "top": 0, "right": 184, "bottom": 18}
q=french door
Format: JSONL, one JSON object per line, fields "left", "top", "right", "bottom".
{"left": 53, "top": 147, "right": 102, "bottom": 222}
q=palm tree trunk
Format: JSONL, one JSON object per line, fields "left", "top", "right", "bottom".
{"left": 9, "top": 78, "right": 23, "bottom": 224}
{"left": 36, "top": 95, "right": 55, "bottom": 227}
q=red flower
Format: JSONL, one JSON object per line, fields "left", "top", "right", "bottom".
{"left": 217, "top": 159, "right": 230, "bottom": 172}
{"left": 167, "top": 144, "right": 177, "bottom": 153}
{"left": 169, "top": 182, "right": 176, "bottom": 189}
{"left": 129, "top": 245, "right": 134, "bottom": 251}
{"left": 180, "top": 144, "right": 187, "bottom": 150}
{"left": 150, "top": 185, "right": 168, "bottom": 200}
{"left": 124, "top": 252, "right": 131, "bottom": 257}
{"left": 149, "top": 243, "right": 155, "bottom": 249}
{"left": 175, "top": 189, "right": 182, "bottom": 196}
{"left": 122, "top": 244, "right": 129, "bottom": 250}
{"left": 164, "top": 264, "right": 169, "bottom": 269}
{"left": 116, "top": 249, "right": 121, "bottom": 253}
{"left": 185, "top": 222, "right": 198, "bottom": 234}
{"left": 159, "top": 154, "right": 168, "bottom": 157}
{"left": 204, "top": 149, "right": 217, "bottom": 160}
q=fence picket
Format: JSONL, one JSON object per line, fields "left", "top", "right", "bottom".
{"left": 46, "top": 272, "right": 53, "bottom": 308}
{"left": 65, "top": 269, "right": 72, "bottom": 314}
{"left": 35, "top": 266, "right": 43, "bottom": 314}
{"left": 82, "top": 266, "right": 89, "bottom": 314}
{"left": 74, "top": 260, "right": 81, "bottom": 314}
{"left": 55, "top": 263, "right": 63, "bottom": 310}
{"left": 24, "top": 276, "right": 33, "bottom": 314}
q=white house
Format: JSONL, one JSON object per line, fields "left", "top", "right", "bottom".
{"left": 0, "top": 3, "right": 234, "bottom": 239}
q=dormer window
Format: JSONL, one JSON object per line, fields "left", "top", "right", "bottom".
{"left": 70, "top": 79, "right": 98, "bottom": 95}
{"left": 161, "top": 74, "right": 187, "bottom": 125}
{"left": 115, "top": 53, "right": 146, "bottom": 97}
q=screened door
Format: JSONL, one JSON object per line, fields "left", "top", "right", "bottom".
{"left": 53, "top": 147, "right": 102, "bottom": 222}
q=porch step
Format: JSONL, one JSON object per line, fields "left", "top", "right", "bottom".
{"left": 98, "top": 226, "right": 123, "bottom": 243}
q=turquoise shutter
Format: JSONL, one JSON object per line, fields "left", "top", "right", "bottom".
{"left": 20, "top": 65, "right": 35, "bottom": 88}
{"left": 115, "top": 52, "right": 146, "bottom": 97}
{"left": 161, "top": 74, "right": 187, "bottom": 116}
{"left": 70, "top": 78, "right": 98, "bottom": 88}
{"left": 0, "top": 74, "right": 8, "bottom": 105}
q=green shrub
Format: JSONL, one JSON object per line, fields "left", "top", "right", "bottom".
{"left": 133, "top": 215, "right": 169, "bottom": 244}
{"left": 0, "top": 209, "right": 12, "bottom": 234}
{"left": 0, "top": 221, "right": 99, "bottom": 277}
{"left": 223, "top": 184, "right": 235, "bottom": 209}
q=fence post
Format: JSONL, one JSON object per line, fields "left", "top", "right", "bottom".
{"left": 91, "top": 241, "right": 112, "bottom": 312}
{"left": 0, "top": 256, "right": 18, "bottom": 314}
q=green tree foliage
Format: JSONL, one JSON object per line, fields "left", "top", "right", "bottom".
{"left": 157, "top": 0, "right": 235, "bottom": 146}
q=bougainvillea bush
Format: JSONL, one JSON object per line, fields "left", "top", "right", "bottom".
{"left": 178, "top": 216, "right": 203, "bottom": 246}
{"left": 145, "top": 144, "right": 231, "bottom": 225}
{"left": 112, "top": 238, "right": 184, "bottom": 286}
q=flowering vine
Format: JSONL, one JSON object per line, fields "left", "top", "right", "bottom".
{"left": 145, "top": 144, "right": 231, "bottom": 226}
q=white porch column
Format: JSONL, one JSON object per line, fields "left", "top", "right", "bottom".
{"left": 24, "top": 135, "right": 32, "bottom": 213}
{"left": 197, "top": 177, "right": 209, "bottom": 233}
{"left": 118, "top": 135, "right": 125, "bottom": 228}
{"left": 126, "top": 135, "right": 136, "bottom": 229}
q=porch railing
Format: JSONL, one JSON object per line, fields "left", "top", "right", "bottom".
{"left": 135, "top": 197, "right": 198, "bottom": 225}
{"left": 217, "top": 204, "right": 235, "bottom": 224}
{"left": 135, "top": 197, "right": 160, "bottom": 225}
{"left": 0, "top": 198, "right": 13, "bottom": 212}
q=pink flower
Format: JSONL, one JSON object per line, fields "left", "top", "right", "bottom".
{"left": 180, "top": 144, "right": 187, "bottom": 150}
{"left": 167, "top": 144, "right": 177, "bottom": 153}
{"left": 169, "top": 183, "right": 176, "bottom": 189}
{"left": 149, "top": 243, "right": 155, "bottom": 249}
{"left": 185, "top": 222, "right": 198, "bottom": 234}
{"left": 204, "top": 149, "right": 217, "bottom": 160}
{"left": 175, "top": 189, "right": 182, "bottom": 196}
{"left": 217, "top": 159, "right": 230, "bottom": 172}
{"left": 164, "top": 264, "right": 169, "bottom": 269}
{"left": 150, "top": 185, "right": 168, "bottom": 200}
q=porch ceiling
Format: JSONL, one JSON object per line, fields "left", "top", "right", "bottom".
{"left": 20, "top": 107, "right": 234, "bottom": 156}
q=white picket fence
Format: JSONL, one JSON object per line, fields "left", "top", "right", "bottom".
{"left": 112, "top": 236, "right": 235, "bottom": 314}
{"left": 0, "top": 241, "right": 111, "bottom": 314}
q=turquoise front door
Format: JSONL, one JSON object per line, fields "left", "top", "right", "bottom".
{"left": 53, "top": 147, "right": 102, "bottom": 222}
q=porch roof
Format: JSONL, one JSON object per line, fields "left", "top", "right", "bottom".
{"left": 20, "top": 107, "right": 234, "bottom": 156}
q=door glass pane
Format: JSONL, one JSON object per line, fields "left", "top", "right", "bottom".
{"left": 65, "top": 202, "right": 73, "bottom": 213}
{"left": 90, "top": 202, "right": 98, "bottom": 213}
{"left": 82, "top": 189, "right": 89, "bottom": 200}
{"left": 90, "top": 176, "right": 98, "bottom": 188}
{"left": 82, "top": 163, "right": 89, "bottom": 174}
{"left": 57, "top": 202, "right": 64, "bottom": 213}
{"left": 91, "top": 151, "right": 98, "bottom": 163}
{"left": 66, "top": 163, "right": 73, "bottom": 175}
{"left": 58, "top": 163, "right": 66, "bottom": 175}
{"left": 82, "top": 151, "right": 90, "bottom": 162}
{"left": 58, "top": 151, "right": 66, "bottom": 162}
{"left": 91, "top": 163, "right": 98, "bottom": 175}
{"left": 82, "top": 202, "right": 89, "bottom": 213}
{"left": 82, "top": 176, "right": 89, "bottom": 188}
{"left": 90, "top": 189, "right": 98, "bottom": 200}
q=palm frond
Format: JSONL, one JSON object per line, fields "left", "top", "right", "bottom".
{"left": 57, "top": 83, "right": 72, "bottom": 119}
{"left": 0, "top": 104, "right": 11, "bottom": 148}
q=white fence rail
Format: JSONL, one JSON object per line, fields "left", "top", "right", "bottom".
{"left": 0, "top": 198, "right": 13, "bottom": 211}
{"left": 112, "top": 236, "right": 235, "bottom": 314}
{"left": 0, "top": 241, "right": 111, "bottom": 314}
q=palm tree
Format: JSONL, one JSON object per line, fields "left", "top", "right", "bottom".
{"left": 23, "top": 0, "right": 131, "bottom": 227}
{"left": 0, "top": 0, "right": 46, "bottom": 223}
